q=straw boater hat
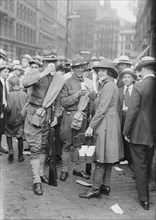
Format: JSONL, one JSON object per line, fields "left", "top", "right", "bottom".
{"left": 120, "top": 68, "right": 137, "bottom": 79}
{"left": 135, "top": 56, "right": 156, "bottom": 71}
{"left": 21, "top": 54, "right": 32, "bottom": 61}
{"left": 92, "top": 58, "right": 118, "bottom": 79}
{"left": 117, "top": 55, "right": 131, "bottom": 66}
{"left": 71, "top": 54, "right": 86, "bottom": 67}
{"left": 0, "top": 48, "right": 7, "bottom": 59}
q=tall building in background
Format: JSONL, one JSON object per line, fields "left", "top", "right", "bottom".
{"left": 0, "top": 0, "right": 67, "bottom": 59}
{"left": 94, "top": 0, "right": 119, "bottom": 59}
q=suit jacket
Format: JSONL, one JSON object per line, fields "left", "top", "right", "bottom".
{"left": 117, "top": 85, "right": 124, "bottom": 124}
{"left": 0, "top": 81, "right": 3, "bottom": 115}
{"left": 123, "top": 76, "right": 156, "bottom": 147}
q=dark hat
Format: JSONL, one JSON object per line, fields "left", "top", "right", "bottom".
{"left": 21, "top": 54, "right": 32, "bottom": 61}
{"left": 0, "top": 48, "right": 7, "bottom": 59}
{"left": 92, "top": 58, "right": 118, "bottom": 79}
{"left": 71, "top": 54, "right": 86, "bottom": 67}
{"left": 135, "top": 56, "right": 156, "bottom": 71}
{"left": 42, "top": 55, "right": 58, "bottom": 62}
{"left": 117, "top": 55, "right": 131, "bottom": 66}
{"left": 29, "top": 58, "right": 43, "bottom": 67}
{"left": 120, "top": 68, "right": 137, "bottom": 79}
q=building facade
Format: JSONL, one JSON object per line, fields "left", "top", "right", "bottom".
{"left": 0, "top": 0, "right": 67, "bottom": 59}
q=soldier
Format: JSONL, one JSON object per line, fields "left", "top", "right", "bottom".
{"left": 23, "top": 57, "right": 62, "bottom": 196}
{"left": 59, "top": 54, "right": 93, "bottom": 181}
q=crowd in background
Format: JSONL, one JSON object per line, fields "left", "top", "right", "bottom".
{"left": 0, "top": 48, "right": 155, "bottom": 211}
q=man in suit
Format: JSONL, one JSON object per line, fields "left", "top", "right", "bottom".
{"left": 118, "top": 68, "right": 137, "bottom": 168}
{"left": 123, "top": 56, "right": 156, "bottom": 210}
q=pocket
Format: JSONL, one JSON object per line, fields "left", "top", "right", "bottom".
{"left": 26, "top": 107, "right": 36, "bottom": 124}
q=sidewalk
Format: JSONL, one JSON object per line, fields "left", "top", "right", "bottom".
{"left": 0, "top": 136, "right": 155, "bottom": 220}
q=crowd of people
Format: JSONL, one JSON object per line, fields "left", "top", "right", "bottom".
{"left": 0, "top": 47, "right": 155, "bottom": 211}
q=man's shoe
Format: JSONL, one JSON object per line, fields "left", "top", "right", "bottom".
{"left": 33, "top": 183, "right": 43, "bottom": 196}
{"left": 0, "top": 146, "right": 8, "bottom": 154}
{"left": 139, "top": 201, "right": 149, "bottom": 210}
{"left": 79, "top": 188, "right": 100, "bottom": 199}
{"left": 18, "top": 155, "right": 25, "bottom": 162}
{"left": 73, "top": 170, "right": 90, "bottom": 180}
{"left": 40, "top": 175, "right": 49, "bottom": 184}
{"left": 100, "top": 185, "right": 111, "bottom": 196}
{"left": 60, "top": 171, "right": 68, "bottom": 181}
{"left": 8, "top": 149, "right": 14, "bottom": 162}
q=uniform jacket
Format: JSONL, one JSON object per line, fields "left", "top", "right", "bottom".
{"left": 123, "top": 76, "right": 156, "bottom": 147}
{"left": 89, "top": 78, "right": 123, "bottom": 163}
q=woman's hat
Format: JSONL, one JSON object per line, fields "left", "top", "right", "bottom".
{"left": 92, "top": 58, "right": 118, "bottom": 79}
{"left": 117, "top": 55, "right": 131, "bottom": 66}
{"left": 120, "top": 68, "right": 137, "bottom": 79}
{"left": 29, "top": 59, "right": 43, "bottom": 66}
{"left": 71, "top": 54, "right": 86, "bottom": 67}
{"left": 135, "top": 56, "right": 156, "bottom": 71}
{"left": 42, "top": 55, "right": 58, "bottom": 62}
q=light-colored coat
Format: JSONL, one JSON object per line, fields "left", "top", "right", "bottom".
{"left": 89, "top": 79, "right": 124, "bottom": 163}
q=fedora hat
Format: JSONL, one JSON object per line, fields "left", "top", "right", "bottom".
{"left": 42, "top": 55, "right": 58, "bottom": 62}
{"left": 92, "top": 58, "right": 118, "bottom": 79}
{"left": 117, "top": 55, "right": 131, "bottom": 66}
{"left": 120, "top": 68, "right": 137, "bottom": 79}
{"left": 71, "top": 54, "right": 86, "bottom": 67}
{"left": 135, "top": 56, "right": 156, "bottom": 71}
{"left": 0, "top": 48, "right": 7, "bottom": 59}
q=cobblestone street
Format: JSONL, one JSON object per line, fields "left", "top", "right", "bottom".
{"left": 0, "top": 136, "right": 155, "bottom": 220}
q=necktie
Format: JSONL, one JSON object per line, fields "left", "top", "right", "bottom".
{"left": 124, "top": 86, "right": 130, "bottom": 107}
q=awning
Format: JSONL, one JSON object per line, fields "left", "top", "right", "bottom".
{"left": 137, "top": 45, "right": 151, "bottom": 60}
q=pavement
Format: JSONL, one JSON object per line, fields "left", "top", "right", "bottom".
{"left": 0, "top": 135, "right": 156, "bottom": 220}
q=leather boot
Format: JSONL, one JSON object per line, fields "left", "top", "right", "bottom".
{"left": 18, "top": 138, "right": 25, "bottom": 162}
{"left": 33, "top": 183, "right": 43, "bottom": 196}
{"left": 100, "top": 185, "right": 111, "bottom": 195}
{"left": 7, "top": 137, "right": 14, "bottom": 161}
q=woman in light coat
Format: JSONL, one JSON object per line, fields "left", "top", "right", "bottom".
{"left": 79, "top": 59, "right": 124, "bottom": 199}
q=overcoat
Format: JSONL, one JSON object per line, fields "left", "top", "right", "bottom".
{"left": 123, "top": 76, "right": 156, "bottom": 147}
{"left": 89, "top": 78, "right": 124, "bottom": 163}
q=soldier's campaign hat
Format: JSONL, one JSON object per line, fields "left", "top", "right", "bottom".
{"left": 120, "top": 68, "right": 137, "bottom": 79}
{"left": 21, "top": 54, "right": 33, "bottom": 61}
{"left": 0, "top": 48, "right": 7, "bottom": 59}
{"left": 92, "top": 58, "right": 118, "bottom": 79}
{"left": 42, "top": 55, "right": 58, "bottom": 62}
{"left": 117, "top": 55, "right": 131, "bottom": 66}
{"left": 71, "top": 54, "right": 86, "bottom": 67}
{"left": 135, "top": 56, "right": 156, "bottom": 71}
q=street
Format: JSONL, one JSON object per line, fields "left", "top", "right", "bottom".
{"left": 0, "top": 136, "right": 155, "bottom": 220}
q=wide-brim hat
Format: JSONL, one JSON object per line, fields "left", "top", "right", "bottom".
{"left": 120, "top": 68, "right": 137, "bottom": 79}
{"left": 71, "top": 54, "right": 86, "bottom": 67}
{"left": 135, "top": 56, "right": 156, "bottom": 71}
{"left": 29, "top": 59, "right": 43, "bottom": 66}
{"left": 92, "top": 59, "right": 118, "bottom": 79}
{"left": 21, "top": 54, "right": 33, "bottom": 61}
{"left": 117, "top": 55, "right": 131, "bottom": 66}
{"left": 0, "top": 48, "right": 7, "bottom": 59}
{"left": 42, "top": 55, "right": 58, "bottom": 62}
